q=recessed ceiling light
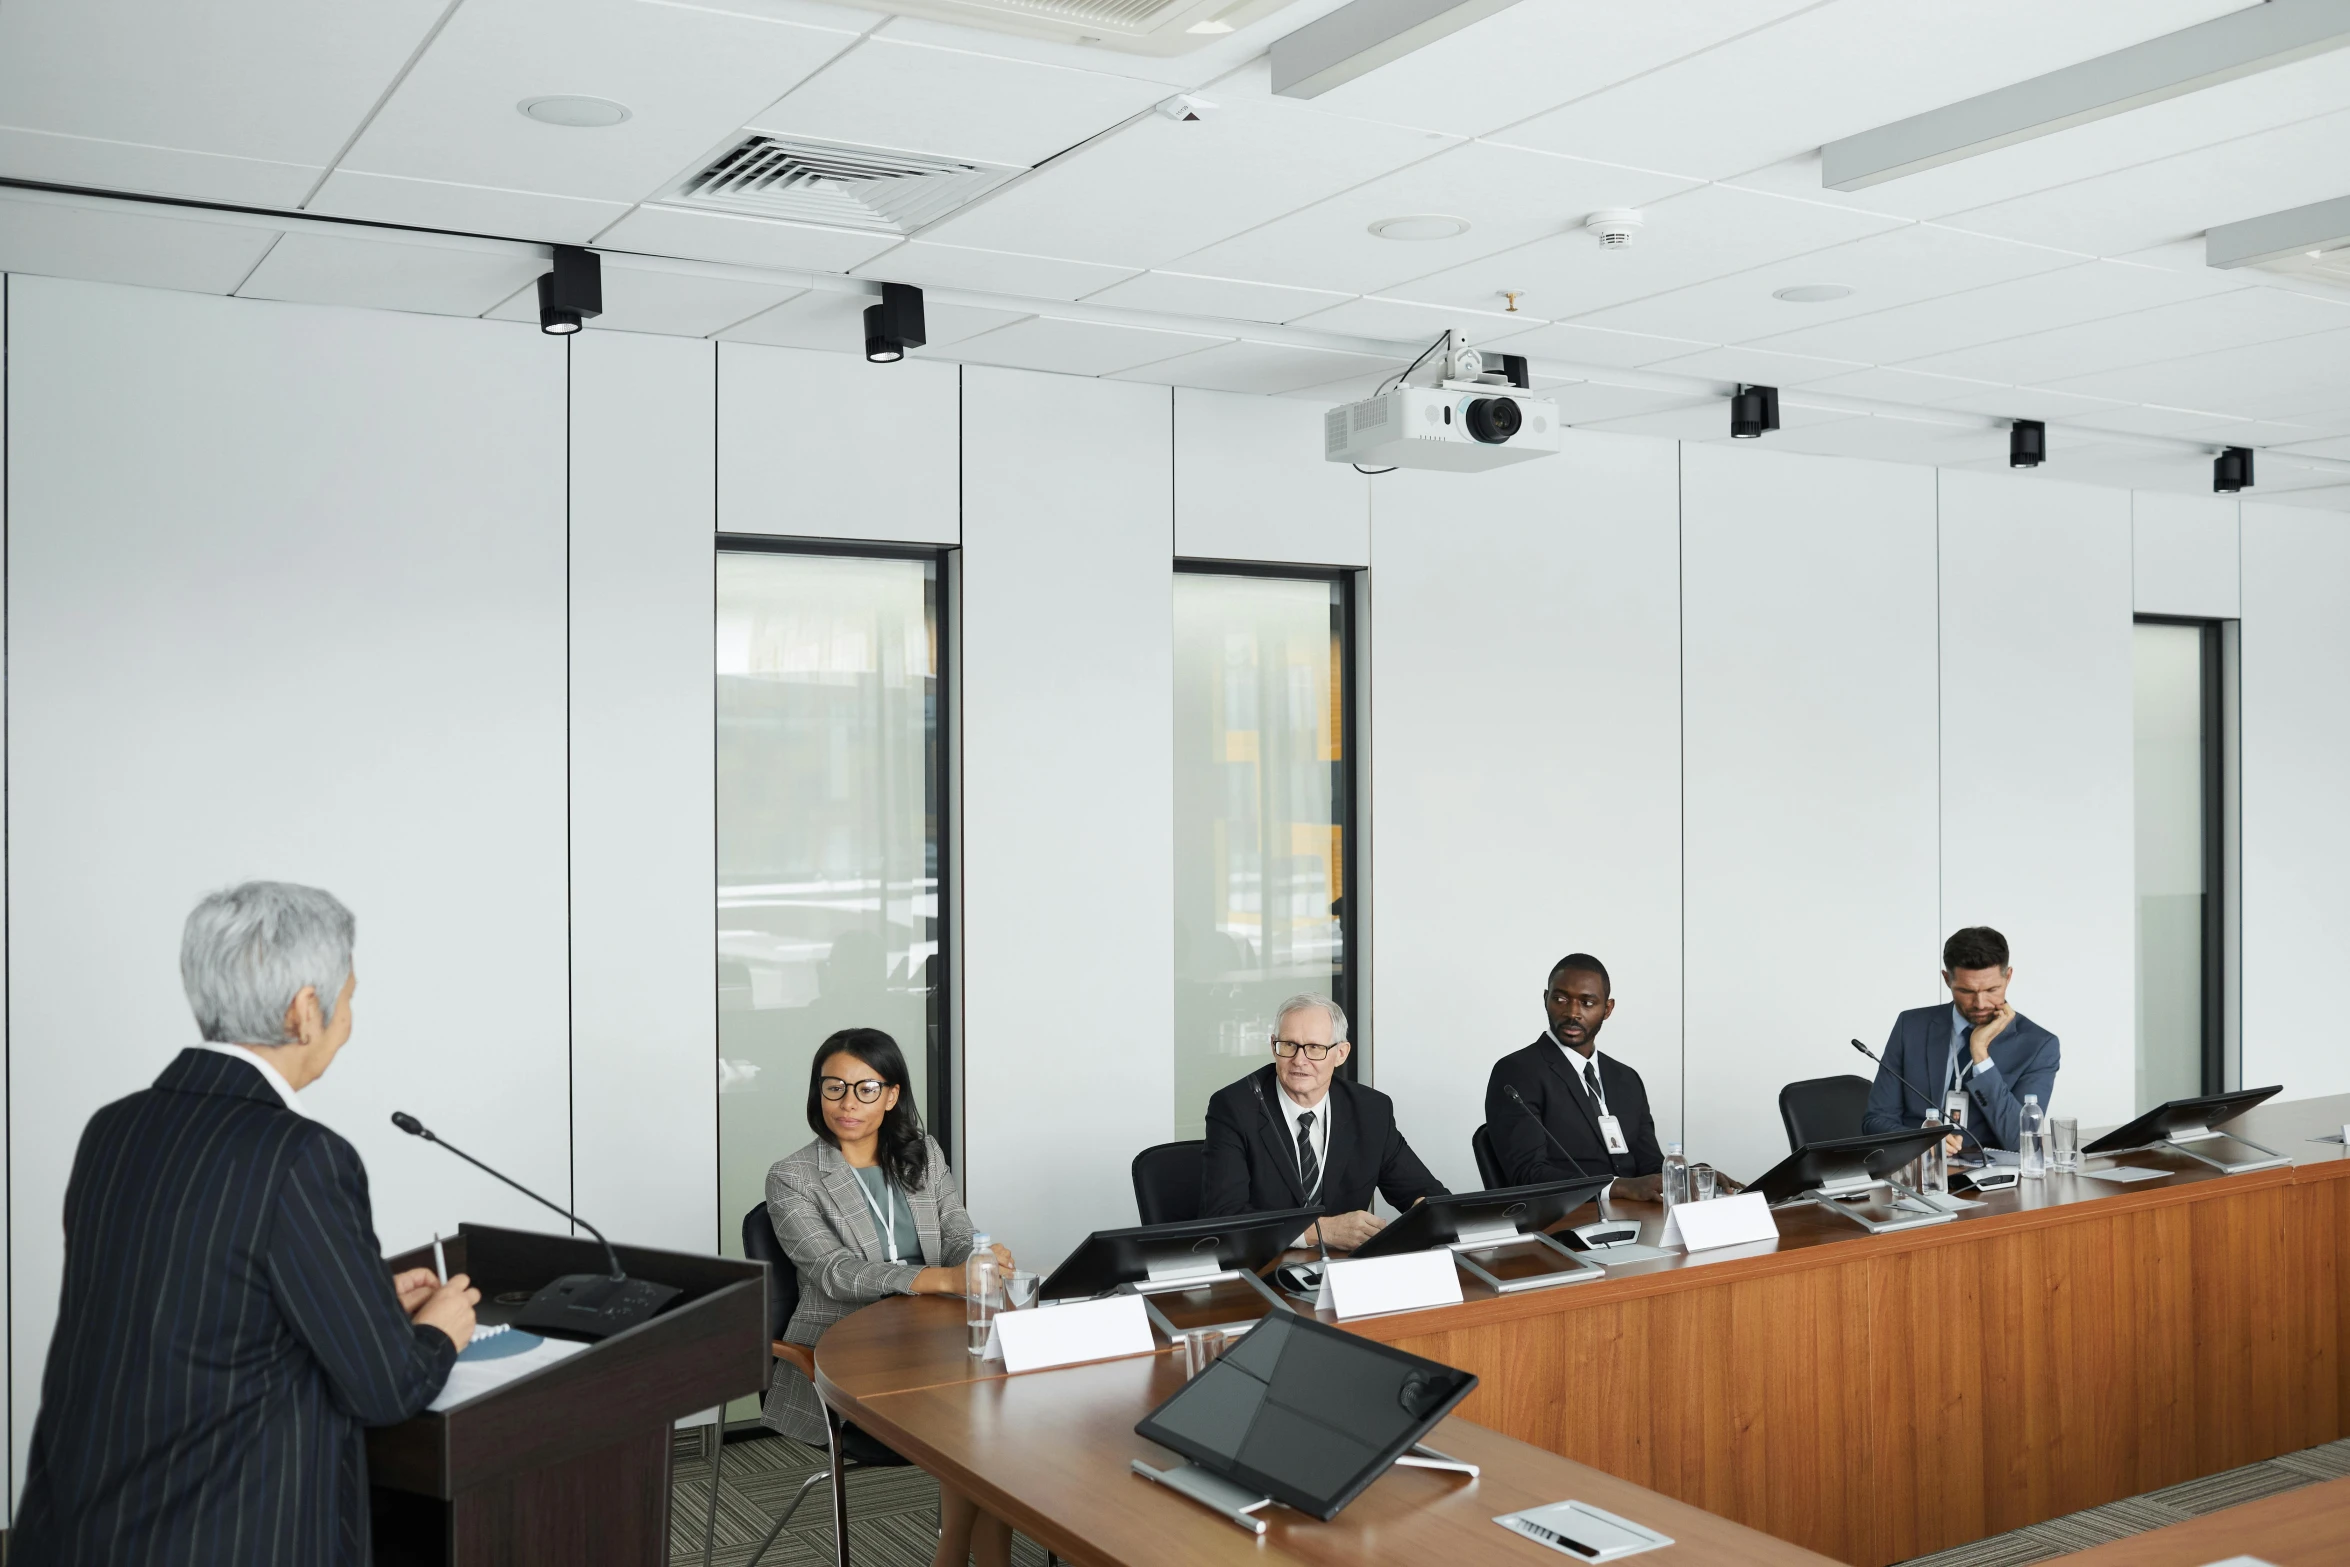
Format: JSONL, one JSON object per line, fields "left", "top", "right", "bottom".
{"left": 1773, "top": 283, "right": 1854, "bottom": 303}
{"left": 1369, "top": 214, "right": 1469, "bottom": 241}
{"left": 518, "top": 95, "right": 632, "bottom": 129}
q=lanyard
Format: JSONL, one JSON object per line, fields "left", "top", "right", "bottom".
{"left": 1573, "top": 1051, "right": 1609, "bottom": 1116}
{"left": 852, "top": 1168, "right": 903, "bottom": 1262}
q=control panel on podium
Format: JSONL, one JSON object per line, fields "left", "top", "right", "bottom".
{"left": 368, "top": 1224, "right": 766, "bottom": 1567}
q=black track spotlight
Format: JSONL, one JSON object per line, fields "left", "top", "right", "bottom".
{"left": 2008, "top": 419, "right": 2046, "bottom": 469}
{"left": 2213, "top": 445, "right": 2255, "bottom": 494}
{"left": 1729, "top": 383, "right": 1779, "bottom": 439}
{"left": 864, "top": 282, "right": 927, "bottom": 364}
{"left": 536, "top": 245, "right": 601, "bottom": 336}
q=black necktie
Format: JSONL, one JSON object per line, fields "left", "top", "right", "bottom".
{"left": 1296, "top": 1111, "right": 1320, "bottom": 1195}
{"left": 1582, "top": 1060, "right": 1602, "bottom": 1107}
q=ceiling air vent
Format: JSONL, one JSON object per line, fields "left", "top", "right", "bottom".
{"left": 670, "top": 135, "right": 1021, "bottom": 235}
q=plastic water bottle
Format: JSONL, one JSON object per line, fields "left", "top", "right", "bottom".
{"left": 2018, "top": 1096, "right": 2046, "bottom": 1180}
{"left": 1661, "top": 1143, "right": 1689, "bottom": 1209}
{"left": 966, "top": 1232, "right": 1000, "bottom": 1356}
{"left": 1920, "top": 1111, "right": 1949, "bottom": 1196}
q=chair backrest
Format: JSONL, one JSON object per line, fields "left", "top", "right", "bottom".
{"left": 1778, "top": 1074, "right": 1875, "bottom": 1153}
{"left": 1470, "top": 1123, "right": 1505, "bottom": 1190}
{"left": 1131, "top": 1140, "right": 1207, "bottom": 1226}
{"left": 741, "top": 1201, "right": 798, "bottom": 1343}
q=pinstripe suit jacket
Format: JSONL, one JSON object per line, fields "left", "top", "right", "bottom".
{"left": 760, "top": 1135, "right": 974, "bottom": 1444}
{"left": 12, "top": 1048, "right": 457, "bottom": 1566}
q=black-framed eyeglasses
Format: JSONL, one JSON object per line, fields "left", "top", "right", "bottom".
{"left": 1271, "top": 1039, "right": 1339, "bottom": 1061}
{"left": 819, "top": 1076, "right": 889, "bottom": 1103}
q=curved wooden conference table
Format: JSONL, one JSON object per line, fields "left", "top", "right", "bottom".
{"left": 818, "top": 1094, "right": 2350, "bottom": 1567}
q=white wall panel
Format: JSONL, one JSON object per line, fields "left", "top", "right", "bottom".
{"left": 1, "top": 276, "right": 11, "bottom": 1525}
{"left": 5, "top": 279, "right": 569, "bottom": 1501}
{"left": 1681, "top": 445, "right": 1941, "bottom": 1185}
{"left": 569, "top": 331, "right": 718, "bottom": 1254}
{"left": 1938, "top": 470, "right": 2134, "bottom": 1131}
{"left": 719, "top": 343, "right": 959, "bottom": 545}
{"left": 960, "top": 369, "right": 1173, "bottom": 1270}
{"left": 2239, "top": 501, "right": 2350, "bottom": 1101}
{"left": 1367, "top": 432, "right": 1683, "bottom": 1193}
{"left": 2133, "top": 491, "right": 2240, "bottom": 618}
{"left": 1174, "top": 390, "right": 1369, "bottom": 566}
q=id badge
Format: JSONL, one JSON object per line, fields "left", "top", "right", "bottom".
{"left": 1596, "top": 1114, "right": 1630, "bottom": 1155}
{"left": 1944, "top": 1090, "right": 1969, "bottom": 1130}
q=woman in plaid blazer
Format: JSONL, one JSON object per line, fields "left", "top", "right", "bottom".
{"left": 762, "top": 1027, "right": 1017, "bottom": 1567}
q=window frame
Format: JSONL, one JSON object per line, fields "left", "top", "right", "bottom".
{"left": 2134, "top": 612, "right": 2228, "bottom": 1097}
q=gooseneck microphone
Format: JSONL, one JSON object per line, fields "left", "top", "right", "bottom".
{"left": 1846, "top": 1040, "right": 1989, "bottom": 1159}
{"left": 1503, "top": 1084, "right": 1593, "bottom": 1181}
{"left": 394, "top": 1111, "right": 680, "bottom": 1338}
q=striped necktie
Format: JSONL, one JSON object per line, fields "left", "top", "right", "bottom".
{"left": 1296, "top": 1111, "right": 1320, "bottom": 1195}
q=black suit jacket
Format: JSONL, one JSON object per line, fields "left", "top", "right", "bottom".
{"left": 13, "top": 1048, "right": 457, "bottom": 1566}
{"left": 1484, "top": 1036, "right": 1665, "bottom": 1185}
{"left": 1200, "top": 1066, "right": 1448, "bottom": 1220}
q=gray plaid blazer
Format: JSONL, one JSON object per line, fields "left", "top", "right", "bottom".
{"left": 760, "top": 1134, "right": 975, "bottom": 1444}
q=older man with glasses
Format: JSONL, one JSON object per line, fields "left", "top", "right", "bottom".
{"left": 1199, "top": 992, "right": 1447, "bottom": 1250}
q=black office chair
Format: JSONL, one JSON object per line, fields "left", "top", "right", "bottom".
{"left": 1470, "top": 1124, "right": 1505, "bottom": 1190}
{"left": 1131, "top": 1140, "right": 1207, "bottom": 1224}
{"left": 734, "top": 1203, "right": 908, "bottom": 1567}
{"left": 1777, "top": 1074, "right": 1875, "bottom": 1152}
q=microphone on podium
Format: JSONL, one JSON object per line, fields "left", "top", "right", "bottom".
{"left": 1502, "top": 1085, "right": 1639, "bottom": 1249}
{"left": 1847, "top": 1040, "right": 2017, "bottom": 1193}
{"left": 1503, "top": 1084, "right": 1594, "bottom": 1181}
{"left": 393, "top": 1111, "right": 679, "bottom": 1340}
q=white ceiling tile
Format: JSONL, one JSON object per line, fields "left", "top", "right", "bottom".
{"left": 1645, "top": 346, "right": 1869, "bottom": 387}
{"left": 308, "top": 170, "right": 630, "bottom": 245}
{"left": 746, "top": 37, "right": 1162, "bottom": 166}
{"left": 912, "top": 299, "right": 1037, "bottom": 347}
{"left": 2040, "top": 328, "right": 2350, "bottom": 421}
{"left": 484, "top": 256, "right": 799, "bottom": 335}
{"left": 1301, "top": 0, "right": 1817, "bottom": 139}
{"left": 940, "top": 314, "right": 1228, "bottom": 376}
{"left": 851, "top": 240, "right": 1138, "bottom": 300}
{"left": 1385, "top": 184, "right": 1905, "bottom": 323}
{"left": 2274, "top": 433, "right": 2350, "bottom": 462}
{"left": 0, "top": 125, "right": 318, "bottom": 208}
{"left": 235, "top": 229, "right": 545, "bottom": 317}
{"left": 1573, "top": 399, "right": 1842, "bottom": 442}
{"left": 0, "top": 0, "right": 445, "bottom": 173}
{"left": 340, "top": 0, "right": 860, "bottom": 203}
{"left": 1276, "top": 369, "right": 1402, "bottom": 405}
{"left": 1748, "top": 260, "right": 2239, "bottom": 365}
{"left": 0, "top": 193, "right": 280, "bottom": 294}
{"left": 2237, "top": 483, "right": 2350, "bottom": 511}
{"left": 2158, "top": 416, "right": 2326, "bottom": 447}
{"left": 1287, "top": 295, "right": 1522, "bottom": 348}
{"left": 1553, "top": 385, "right": 1729, "bottom": 427}
{"left": 719, "top": 287, "right": 868, "bottom": 348}
{"left": 1081, "top": 271, "right": 1351, "bottom": 324}
{"left": 1109, "top": 338, "right": 1397, "bottom": 394}
{"left": 1922, "top": 385, "right": 2134, "bottom": 422}
{"left": 1906, "top": 288, "right": 2350, "bottom": 387}
{"left": 593, "top": 203, "right": 898, "bottom": 272}
{"left": 1572, "top": 223, "right": 2079, "bottom": 343}
{"left": 1471, "top": 317, "right": 1712, "bottom": 370}
{"left": 1759, "top": 414, "right": 2009, "bottom": 468}
{"left": 1487, "top": 0, "right": 2248, "bottom": 181}
{"left": 915, "top": 90, "right": 1457, "bottom": 268}
{"left": 2067, "top": 404, "right": 2246, "bottom": 437}
{"left": 1787, "top": 367, "right": 2006, "bottom": 405}
{"left": 1167, "top": 141, "right": 1698, "bottom": 296}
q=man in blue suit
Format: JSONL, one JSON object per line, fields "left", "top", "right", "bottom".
{"left": 1863, "top": 925, "right": 2059, "bottom": 1154}
{"left": 13, "top": 882, "right": 479, "bottom": 1565}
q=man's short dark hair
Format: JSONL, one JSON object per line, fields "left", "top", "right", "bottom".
{"left": 1549, "top": 953, "right": 1611, "bottom": 996}
{"left": 1943, "top": 926, "right": 2009, "bottom": 973}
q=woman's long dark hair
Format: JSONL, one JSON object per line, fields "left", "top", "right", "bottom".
{"left": 806, "top": 1027, "right": 928, "bottom": 1193}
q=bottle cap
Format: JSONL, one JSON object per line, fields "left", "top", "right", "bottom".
{"left": 971, "top": 1232, "right": 991, "bottom": 1245}
{"left": 1668, "top": 1142, "right": 1683, "bottom": 1155}
{"left": 2024, "top": 1094, "right": 2039, "bottom": 1105}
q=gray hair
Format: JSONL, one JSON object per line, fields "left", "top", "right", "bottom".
{"left": 1273, "top": 991, "right": 1349, "bottom": 1044}
{"left": 181, "top": 882, "right": 356, "bottom": 1045}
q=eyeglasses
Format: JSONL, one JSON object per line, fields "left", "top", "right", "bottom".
{"left": 1271, "top": 1040, "right": 1340, "bottom": 1061}
{"left": 819, "top": 1076, "right": 889, "bottom": 1103}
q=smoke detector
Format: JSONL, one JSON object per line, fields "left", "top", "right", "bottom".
{"left": 1585, "top": 209, "right": 1643, "bottom": 249}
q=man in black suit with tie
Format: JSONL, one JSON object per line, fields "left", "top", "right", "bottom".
{"left": 13, "top": 881, "right": 480, "bottom": 1565}
{"left": 1200, "top": 992, "right": 1447, "bottom": 1250}
{"left": 1485, "top": 954, "right": 1667, "bottom": 1199}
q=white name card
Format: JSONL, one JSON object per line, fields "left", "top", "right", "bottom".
{"left": 985, "top": 1294, "right": 1155, "bottom": 1374}
{"left": 1316, "top": 1248, "right": 1464, "bottom": 1319}
{"left": 1658, "top": 1192, "right": 1778, "bottom": 1253}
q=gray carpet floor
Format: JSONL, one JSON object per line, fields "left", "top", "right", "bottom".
{"left": 665, "top": 1428, "right": 2350, "bottom": 1567}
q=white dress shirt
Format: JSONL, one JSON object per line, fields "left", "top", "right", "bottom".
{"left": 194, "top": 1042, "right": 307, "bottom": 1116}
{"left": 1549, "top": 1030, "right": 1610, "bottom": 1115}
{"left": 1273, "top": 1080, "right": 1333, "bottom": 1199}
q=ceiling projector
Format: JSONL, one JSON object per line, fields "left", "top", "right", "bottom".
{"left": 1324, "top": 332, "right": 1560, "bottom": 473}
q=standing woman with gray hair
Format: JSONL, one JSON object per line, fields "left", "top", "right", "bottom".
{"left": 13, "top": 881, "right": 479, "bottom": 1566}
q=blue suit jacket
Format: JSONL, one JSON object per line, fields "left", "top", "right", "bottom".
{"left": 1862, "top": 1004, "right": 2060, "bottom": 1153}
{"left": 13, "top": 1048, "right": 456, "bottom": 1566}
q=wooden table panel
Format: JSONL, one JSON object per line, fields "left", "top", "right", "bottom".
{"left": 2042, "top": 1473, "right": 2350, "bottom": 1566}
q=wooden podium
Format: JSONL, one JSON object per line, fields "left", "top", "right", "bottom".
{"left": 368, "top": 1224, "right": 767, "bottom": 1567}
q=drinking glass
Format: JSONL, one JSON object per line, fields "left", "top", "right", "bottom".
{"left": 1180, "top": 1329, "right": 1230, "bottom": 1379}
{"left": 1692, "top": 1164, "right": 1719, "bottom": 1202}
{"left": 2050, "top": 1117, "right": 2080, "bottom": 1173}
{"left": 1003, "top": 1270, "right": 1040, "bottom": 1310}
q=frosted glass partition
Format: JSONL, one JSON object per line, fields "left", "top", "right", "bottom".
{"left": 2133, "top": 621, "right": 2205, "bottom": 1111}
{"left": 1173, "top": 571, "right": 1350, "bottom": 1140}
{"left": 717, "top": 549, "right": 944, "bottom": 1257}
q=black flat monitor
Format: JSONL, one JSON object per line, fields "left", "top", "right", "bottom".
{"left": 2081, "top": 1085, "right": 2282, "bottom": 1155}
{"left": 1135, "top": 1310, "right": 1477, "bottom": 1520}
{"left": 1038, "top": 1207, "right": 1319, "bottom": 1303}
{"left": 1347, "top": 1176, "right": 1612, "bottom": 1261}
{"left": 1750, "top": 1126, "right": 1951, "bottom": 1205}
